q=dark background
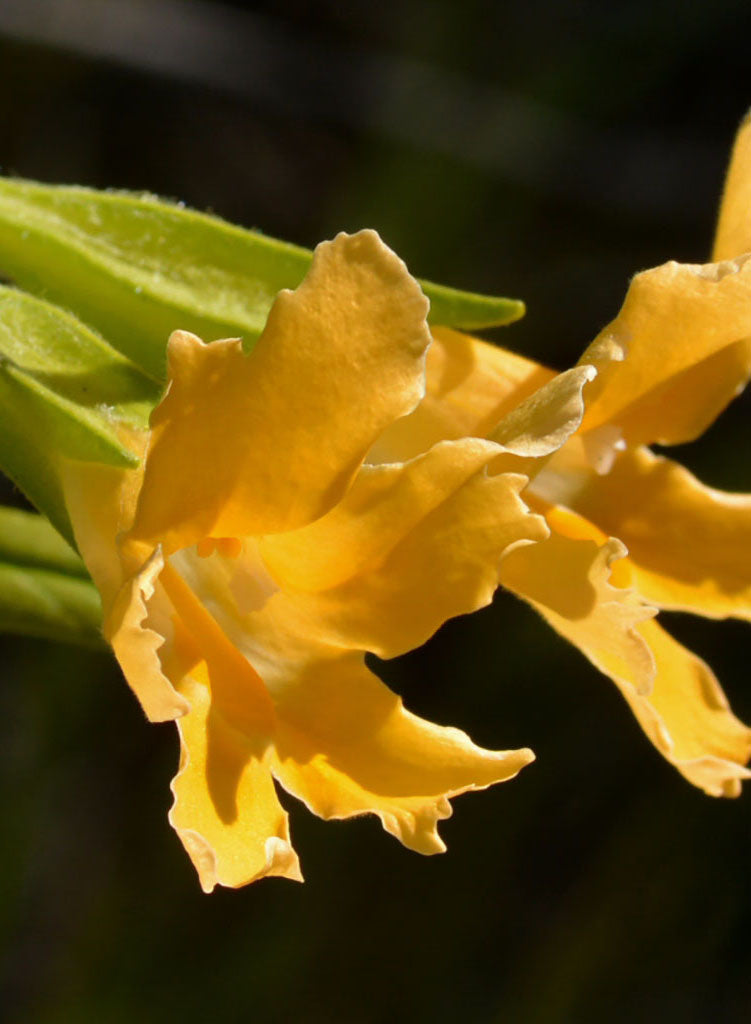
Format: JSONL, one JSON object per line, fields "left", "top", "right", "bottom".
{"left": 1, "top": 1, "right": 750, "bottom": 1021}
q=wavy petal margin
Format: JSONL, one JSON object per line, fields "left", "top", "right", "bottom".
{"left": 269, "top": 646, "right": 535, "bottom": 855}
{"left": 574, "top": 446, "right": 751, "bottom": 620}
{"left": 579, "top": 256, "right": 751, "bottom": 449}
{"left": 370, "top": 327, "right": 555, "bottom": 463}
{"left": 260, "top": 440, "right": 548, "bottom": 658}
{"left": 130, "top": 231, "right": 432, "bottom": 551}
{"left": 500, "top": 503, "right": 751, "bottom": 795}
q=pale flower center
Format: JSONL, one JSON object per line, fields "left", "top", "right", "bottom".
{"left": 171, "top": 538, "right": 280, "bottom": 621}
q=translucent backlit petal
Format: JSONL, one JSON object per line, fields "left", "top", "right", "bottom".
{"left": 574, "top": 446, "right": 751, "bottom": 619}
{"left": 130, "top": 230, "right": 431, "bottom": 552}
{"left": 174, "top": 457, "right": 545, "bottom": 664}
{"left": 262, "top": 439, "right": 506, "bottom": 589}
{"left": 158, "top": 568, "right": 302, "bottom": 891}
{"left": 489, "top": 364, "right": 596, "bottom": 458}
{"left": 579, "top": 257, "right": 751, "bottom": 447}
{"left": 171, "top": 673, "right": 302, "bottom": 892}
{"left": 60, "top": 444, "right": 145, "bottom": 604}
{"left": 259, "top": 438, "right": 547, "bottom": 656}
{"left": 151, "top": 554, "right": 532, "bottom": 867}
{"left": 623, "top": 618, "right": 751, "bottom": 798}
{"left": 272, "top": 472, "right": 545, "bottom": 660}
{"left": 713, "top": 111, "right": 751, "bottom": 261}
{"left": 267, "top": 645, "right": 534, "bottom": 855}
{"left": 104, "top": 548, "right": 189, "bottom": 722}
{"left": 501, "top": 503, "right": 750, "bottom": 794}
{"left": 370, "top": 326, "right": 554, "bottom": 462}
{"left": 499, "top": 503, "right": 656, "bottom": 696}
{"left": 61, "top": 453, "right": 189, "bottom": 722}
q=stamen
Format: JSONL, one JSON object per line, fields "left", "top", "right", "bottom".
{"left": 196, "top": 537, "right": 217, "bottom": 558}
{"left": 217, "top": 537, "right": 243, "bottom": 559}
{"left": 196, "top": 536, "right": 243, "bottom": 559}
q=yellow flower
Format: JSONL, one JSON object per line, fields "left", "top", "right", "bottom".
{"left": 375, "top": 116, "right": 751, "bottom": 798}
{"left": 60, "top": 230, "right": 592, "bottom": 890}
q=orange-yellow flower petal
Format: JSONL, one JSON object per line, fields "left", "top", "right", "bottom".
{"left": 170, "top": 673, "right": 302, "bottom": 892}
{"left": 266, "top": 644, "right": 535, "bottom": 855}
{"left": 261, "top": 440, "right": 507, "bottom": 592}
{"left": 61, "top": 451, "right": 145, "bottom": 603}
{"left": 259, "top": 439, "right": 548, "bottom": 657}
{"left": 371, "top": 326, "right": 555, "bottom": 462}
{"left": 489, "top": 364, "right": 596, "bottom": 459}
{"left": 130, "top": 230, "right": 432, "bottom": 553}
{"left": 104, "top": 548, "right": 190, "bottom": 722}
{"left": 574, "top": 445, "right": 751, "bottom": 620}
{"left": 371, "top": 325, "right": 596, "bottom": 484}
{"left": 499, "top": 503, "right": 656, "bottom": 696}
{"left": 168, "top": 671, "right": 301, "bottom": 888}
{"left": 61, "top": 453, "right": 192, "bottom": 721}
{"left": 579, "top": 256, "right": 751, "bottom": 448}
{"left": 157, "top": 555, "right": 534, "bottom": 867}
{"left": 158, "top": 567, "right": 302, "bottom": 891}
{"left": 500, "top": 503, "right": 751, "bottom": 795}
{"left": 714, "top": 110, "right": 751, "bottom": 261}
{"left": 623, "top": 617, "right": 751, "bottom": 798}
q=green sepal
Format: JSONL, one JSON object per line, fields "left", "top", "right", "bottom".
{"left": 0, "top": 506, "right": 103, "bottom": 647}
{"left": 417, "top": 278, "right": 524, "bottom": 332}
{"left": 0, "top": 178, "right": 524, "bottom": 381}
{"left": 0, "top": 286, "right": 159, "bottom": 542}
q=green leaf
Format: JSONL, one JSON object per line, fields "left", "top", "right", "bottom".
{"left": 0, "top": 286, "right": 160, "bottom": 542}
{"left": 0, "top": 506, "right": 103, "bottom": 647}
{"left": 0, "top": 179, "right": 524, "bottom": 380}
{"left": 418, "top": 278, "right": 525, "bottom": 332}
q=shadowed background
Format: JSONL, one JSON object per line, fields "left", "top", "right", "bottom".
{"left": 1, "top": 1, "right": 750, "bottom": 1021}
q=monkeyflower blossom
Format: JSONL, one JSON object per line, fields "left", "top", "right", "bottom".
{"left": 373, "top": 116, "right": 751, "bottom": 797}
{"left": 60, "top": 230, "right": 593, "bottom": 890}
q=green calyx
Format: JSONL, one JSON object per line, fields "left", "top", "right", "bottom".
{"left": 0, "top": 286, "right": 158, "bottom": 543}
{"left": 0, "top": 176, "right": 526, "bottom": 643}
{"left": 0, "top": 506, "right": 103, "bottom": 647}
{"left": 0, "top": 178, "right": 525, "bottom": 381}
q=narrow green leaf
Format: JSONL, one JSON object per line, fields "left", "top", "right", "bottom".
{"left": 0, "top": 504, "right": 88, "bottom": 576}
{"left": 0, "top": 286, "right": 160, "bottom": 541}
{"left": 0, "top": 506, "right": 103, "bottom": 647}
{"left": 419, "top": 278, "right": 525, "bottom": 331}
{"left": 0, "top": 179, "right": 524, "bottom": 380}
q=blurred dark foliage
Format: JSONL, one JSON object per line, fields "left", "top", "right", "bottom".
{"left": 1, "top": 1, "right": 751, "bottom": 1021}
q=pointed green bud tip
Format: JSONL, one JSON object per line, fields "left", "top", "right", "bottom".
{"left": 421, "top": 279, "right": 525, "bottom": 330}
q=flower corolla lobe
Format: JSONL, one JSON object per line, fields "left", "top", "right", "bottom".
{"left": 62, "top": 229, "right": 574, "bottom": 889}
{"left": 386, "top": 119, "right": 751, "bottom": 797}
